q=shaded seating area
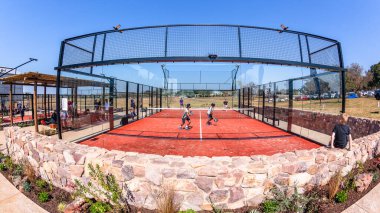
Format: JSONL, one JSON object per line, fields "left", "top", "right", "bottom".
{"left": 0, "top": 72, "right": 110, "bottom": 134}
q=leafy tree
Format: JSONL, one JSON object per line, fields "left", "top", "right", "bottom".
{"left": 368, "top": 62, "right": 380, "bottom": 88}
{"left": 301, "top": 78, "right": 331, "bottom": 95}
{"left": 346, "top": 63, "right": 364, "bottom": 92}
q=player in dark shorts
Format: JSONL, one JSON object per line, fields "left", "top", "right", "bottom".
{"left": 206, "top": 103, "right": 216, "bottom": 125}
{"left": 179, "top": 103, "right": 192, "bottom": 130}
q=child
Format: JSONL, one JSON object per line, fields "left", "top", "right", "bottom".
{"left": 207, "top": 103, "right": 216, "bottom": 125}
{"left": 179, "top": 103, "right": 192, "bottom": 130}
{"left": 330, "top": 113, "right": 352, "bottom": 150}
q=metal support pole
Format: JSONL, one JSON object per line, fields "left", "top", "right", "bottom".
{"left": 238, "top": 89, "right": 241, "bottom": 111}
{"left": 273, "top": 83, "right": 276, "bottom": 126}
{"left": 247, "top": 87, "right": 251, "bottom": 117}
{"left": 84, "top": 95, "right": 87, "bottom": 110}
{"left": 164, "top": 27, "right": 168, "bottom": 57}
{"left": 9, "top": 83, "right": 13, "bottom": 126}
{"left": 136, "top": 84, "right": 140, "bottom": 119}
{"left": 238, "top": 26, "right": 242, "bottom": 57}
{"left": 126, "top": 82, "right": 129, "bottom": 123}
{"left": 56, "top": 41, "right": 65, "bottom": 139}
{"left": 31, "top": 95, "right": 34, "bottom": 120}
{"left": 262, "top": 85, "right": 265, "bottom": 122}
{"left": 287, "top": 80, "right": 294, "bottom": 132}
{"left": 109, "top": 78, "right": 114, "bottom": 130}
{"left": 90, "top": 35, "right": 97, "bottom": 74}
{"left": 101, "top": 34, "right": 107, "bottom": 61}
{"left": 160, "top": 88, "right": 163, "bottom": 109}
{"left": 305, "top": 36, "right": 311, "bottom": 64}
{"left": 44, "top": 85, "right": 47, "bottom": 119}
{"left": 337, "top": 42, "right": 346, "bottom": 113}
{"left": 33, "top": 81, "right": 38, "bottom": 133}
{"left": 298, "top": 34, "right": 303, "bottom": 63}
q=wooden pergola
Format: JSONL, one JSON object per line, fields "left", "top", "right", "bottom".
{"left": 0, "top": 72, "right": 109, "bottom": 132}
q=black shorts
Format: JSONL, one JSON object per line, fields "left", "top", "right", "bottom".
{"left": 208, "top": 114, "right": 213, "bottom": 119}
{"left": 182, "top": 116, "right": 190, "bottom": 123}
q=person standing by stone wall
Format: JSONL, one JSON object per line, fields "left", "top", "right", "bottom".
{"left": 330, "top": 113, "right": 353, "bottom": 150}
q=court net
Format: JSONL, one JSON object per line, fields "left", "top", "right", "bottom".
{"left": 146, "top": 108, "right": 255, "bottom": 119}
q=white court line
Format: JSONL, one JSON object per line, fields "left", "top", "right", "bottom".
{"left": 199, "top": 111, "right": 202, "bottom": 142}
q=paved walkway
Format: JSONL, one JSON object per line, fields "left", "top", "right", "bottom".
{"left": 343, "top": 183, "right": 380, "bottom": 213}
{"left": 0, "top": 173, "right": 47, "bottom": 213}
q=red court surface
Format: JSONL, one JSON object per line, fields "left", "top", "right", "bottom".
{"left": 81, "top": 109, "right": 320, "bottom": 157}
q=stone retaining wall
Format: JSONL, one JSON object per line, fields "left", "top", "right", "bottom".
{"left": 3, "top": 126, "right": 380, "bottom": 211}
{"left": 253, "top": 107, "right": 380, "bottom": 139}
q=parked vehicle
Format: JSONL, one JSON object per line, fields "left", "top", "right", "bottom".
{"left": 347, "top": 92, "right": 358, "bottom": 99}
{"left": 295, "top": 95, "right": 309, "bottom": 101}
{"left": 375, "top": 90, "right": 380, "bottom": 100}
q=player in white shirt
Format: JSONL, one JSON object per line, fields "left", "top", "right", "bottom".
{"left": 206, "top": 103, "right": 216, "bottom": 125}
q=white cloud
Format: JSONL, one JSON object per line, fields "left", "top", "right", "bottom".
{"left": 130, "top": 65, "right": 155, "bottom": 80}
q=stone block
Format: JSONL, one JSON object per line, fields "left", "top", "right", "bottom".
{"left": 209, "top": 190, "right": 229, "bottom": 203}
{"left": 289, "top": 173, "right": 312, "bottom": 187}
{"left": 195, "top": 176, "right": 213, "bottom": 193}
{"left": 228, "top": 187, "right": 244, "bottom": 203}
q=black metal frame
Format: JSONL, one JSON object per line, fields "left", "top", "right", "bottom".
{"left": 55, "top": 24, "right": 344, "bottom": 72}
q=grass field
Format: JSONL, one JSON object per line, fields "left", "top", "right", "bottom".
{"left": 166, "top": 96, "right": 380, "bottom": 119}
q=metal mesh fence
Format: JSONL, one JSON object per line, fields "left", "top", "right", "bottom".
{"left": 59, "top": 25, "right": 343, "bottom": 71}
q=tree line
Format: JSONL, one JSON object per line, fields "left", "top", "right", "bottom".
{"left": 346, "top": 62, "right": 380, "bottom": 92}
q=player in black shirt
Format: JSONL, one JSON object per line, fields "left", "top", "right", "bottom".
{"left": 330, "top": 113, "right": 352, "bottom": 150}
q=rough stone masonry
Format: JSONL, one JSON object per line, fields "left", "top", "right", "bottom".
{"left": 2, "top": 119, "right": 380, "bottom": 210}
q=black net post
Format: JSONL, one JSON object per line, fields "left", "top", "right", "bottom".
{"left": 262, "top": 85, "right": 265, "bottom": 122}
{"left": 287, "top": 80, "right": 294, "bottom": 132}
{"left": 248, "top": 87, "right": 251, "bottom": 117}
{"left": 126, "top": 82, "right": 129, "bottom": 122}
{"left": 160, "top": 88, "right": 163, "bottom": 109}
{"left": 238, "top": 89, "right": 241, "bottom": 111}
{"left": 109, "top": 78, "right": 115, "bottom": 130}
{"left": 273, "top": 83, "right": 276, "bottom": 126}
{"left": 136, "top": 84, "right": 140, "bottom": 119}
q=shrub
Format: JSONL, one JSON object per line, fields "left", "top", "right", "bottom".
{"left": 74, "top": 164, "right": 134, "bottom": 212}
{"left": 23, "top": 181, "right": 32, "bottom": 192}
{"left": 328, "top": 171, "right": 343, "bottom": 200}
{"left": 89, "top": 201, "right": 112, "bottom": 213}
{"left": 36, "top": 179, "right": 48, "bottom": 189}
{"left": 262, "top": 200, "right": 279, "bottom": 213}
{"left": 13, "top": 164, "right": 23, "bottom": 176}
{"left": 0, "top": 163, "right": 6, "bottom": 171}
{"left": 262, "top": 187, "right": 318, "bottom": 213}
{"left": 57, "top": 202, "right": 67, "bottom": 212}
{"left": 179, "top": 210, "right": 196, "bottom": 213}
{"left": 154, "top": 184, "right": 181, "bottom": 213}
{"left": 23, "top": 160, "right": 36, "bottom": 182}
{"left": 38, "top": 191, "right": 50, "bottom": 203}
{"left": 4, "top": 156, "right": 14, "bottom": 172}
{"left": 0, "top": 152, "right": 5, "bottom": 159}
{"left": 356, "top": 161, "right": 365, "bottom": 174}
{"left": 335, "top": 190, "right": 348, "bottom": 203}
{"left": 372, "top": 171, "right": 380, "bottom": 183}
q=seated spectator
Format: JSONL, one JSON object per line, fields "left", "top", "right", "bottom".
{"left": 330, "top": 113, "right": 352, "bottom": 150}
{"left": 50, "top": 110, "right": 58, "bottom": 124}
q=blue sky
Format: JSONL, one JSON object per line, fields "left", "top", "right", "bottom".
{"left": 1, "top": 0, "right": 380, "bottom": 88}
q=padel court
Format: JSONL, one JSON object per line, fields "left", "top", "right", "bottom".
{"left": 81, "top": 109, "right": 319, "bottom": 157}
